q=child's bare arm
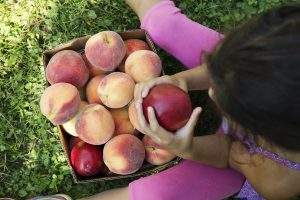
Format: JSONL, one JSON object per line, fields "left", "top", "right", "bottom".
{"left": 134, "top": 64, "right": 211, "bottom": 105}
{"left": 172, "top": 64, "right": 211, "bottom": 91}
{"left": 178, "top": 134, "right": 231, "bottom": 168}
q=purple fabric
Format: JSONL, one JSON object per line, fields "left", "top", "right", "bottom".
{"left": 221, "top": 119, "right": 300, "bottom": 171}
{"left": 129, "top": 160, "right": 245, "bottom": 200}
{"left": 243, "top": 135, "right": 300, "bottom": 171}
{"left": 141, "top": 0, "right": 223, "bottom": 68}
{"left": 221, "top": 119, "right": 300, "bottom": 199}
{"left": 236, "top": 181, "right": 263, "bottom": 200}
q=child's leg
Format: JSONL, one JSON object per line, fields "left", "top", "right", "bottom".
{"left": 79, "top": 187, "right": 129, "bottom": 200}
{"left": 129, "top": 160, "right": 245, "bottom": 200}
{"left": 132, "top": 0, "right": 223, "bottom": 68}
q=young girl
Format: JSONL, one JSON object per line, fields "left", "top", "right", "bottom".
{"left": 33, "top": 1, "right": 300, "bottom": 200}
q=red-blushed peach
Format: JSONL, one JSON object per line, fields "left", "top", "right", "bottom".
{"left": 110, "top": 107, "right": 135, "bottom": 136}
{"left": 142, "top": 84, "right": 192, "bottom": 132}
{"left": 86, "top": 75, "right": 106, "bottom": 104}
{"left": 103, "top": 134, "right": 145, "bottom": 175}
{"left": 128, "top": 101, "right": 144, "bottom": 133}
{"left": 85, "top": 31, "right": 126, "bottom": 72}
{"left": 70, "top": 142, "right": 104, "bottom": 177}
{"left": 125, "top": 39, "right": 150, "bottom": 57}
{"left": 118, "top": 39, "right": 150, "bottom": 72}
{"left": 69, "top": 136, "right": 85, "bottom": 150}
{"left": 62, "top": 101, "right": 89, "bottom": 136}
{"left": 76, "top": 104, "right": 115, "bottom": 145}
{"left": 142, "top": 135, "right": 176, "bottom": 165}
{"left": 82, "top": 53, "right": 106, "bottom": 77}
{"left": 46, "top": 50, "right": 89, "bottom": 88}
{"left": 98, "top": 72, "right": 135, "bottom": 108}
{"left": 40, "top": 83, "right": 81, "bottom": 125}
{"left": 125, "top": 50, "right": 162, "bottom": 82}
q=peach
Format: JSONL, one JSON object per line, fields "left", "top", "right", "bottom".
{"left": 125, "top": 50, "right": 162, "bottom": 83}
{"left": 40, "top": 83, "right": 81, "bottom": 125}
{"left": 110, "top": 107, "right": 135, "bottom": 136}
{"left": 103, "top": 134, "right": 145, "bottom": 175}
{"left": 82, "top": 53, "right": 106, "bottom": 77}
{"left": 118, "top": 39, "right": 150, "bottom": 72}
{"left": 125, "top": 39, "right": 150, "bottom": 57}
{"left": 46, "top": 50, "right": 89, "bottom": 88}
{"left": 62, "top": 101, "right": 89, "bottom": 136}
{"left": 76, "top": 104, "right": 115, "bottom": 145}
{"left": 98, "top": 72, "right": 135, "bottom": 108}
{"left": 85, "top": 31, "right": 126, "bottom": 72}
{"left": 143, "top": 135, "right": 176, "bottom": 165}
{"left": 128, "top": 101, "right": 144, "bottom": 133}
{"left": 86, "top": 75, "right": 106, "bottom": 104}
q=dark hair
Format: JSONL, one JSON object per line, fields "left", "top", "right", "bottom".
{"left": 207, "top": 5, "right": 300, "bottom": 151}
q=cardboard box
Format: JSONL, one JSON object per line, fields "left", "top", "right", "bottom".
{"left": 43, "top": 29, "right": 181, "bottom": 183}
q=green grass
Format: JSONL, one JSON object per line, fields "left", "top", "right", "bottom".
{"left": 0, "top": 0, "right": 296, "bottom": 199}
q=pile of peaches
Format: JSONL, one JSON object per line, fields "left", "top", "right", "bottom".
{"left": 39, "top": 31, "right": 178, "bottom": 177}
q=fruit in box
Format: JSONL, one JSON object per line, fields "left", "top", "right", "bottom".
{"left": 76, "top": 104, "right": 115, "bottom": 145}
{"left": 46, "top": 50, "right": 89, "bottom": 88}
{"left": 98, "top": 72, "right": 135, "bottom": 108}
{"left": 143, "top": 135, "right": 176, "bottom": 165}
{"left": 40, "top": 83, "right": 81, "bottom": 125}
{"left": 71, "top": 142, "right": 103, "bottom": 177}
{"left": 103, "top": 134, "right": 145, "bottom": 175}
{"left": 85, "top": 31, "right": 126, "bottom": 72}
{"left": 125, "top": 50, "right": 162, "bottom": 82}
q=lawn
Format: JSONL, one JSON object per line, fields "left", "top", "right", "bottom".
{"left": 0, "top": 0, "right": 296, "bottom": 199}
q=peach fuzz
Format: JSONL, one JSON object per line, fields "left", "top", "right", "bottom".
{"left": 125, "top": 50, "right": 162, "bottom": 83}
{"left": 40, "top": 83, "right": 80, "bottom": 125}
{"left": 98, "top": 72, "right": 135, "bottom": 108}
{"left": 143, "top": 135, "right": 176, "bottom": 165}
{"left": 85, "top": 31, "right": 126, "bottom": 72}
{"left": 110, "top": 107, "right": 135, "bottom": 136}
{"left": 82, "top": 53, "right": 106, "bottom": 77}
{"left": 62, "top": 101, "right": 89, "bottom": 137}
{"left": 46, "top": 50, "right": 89, "bottom": 88}
{"left": 86, "top": 75, "right": 106, "bottom": 104}
{"left": 103, "top": 134, "right": 145, "bottom": 175}
{"left": 76, "top": 104, "right": 115, "bottom": 145}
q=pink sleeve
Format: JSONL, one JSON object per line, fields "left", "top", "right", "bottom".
{"left": 129, "top": 160, "right": 244, "bottom": 200}
{"left": 141, "top": 0, "right": 223, "bottom": 69}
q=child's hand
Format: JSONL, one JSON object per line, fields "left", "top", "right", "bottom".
{"left": 134, "top": 75, "right": 188, "bottom": 105}
{"left": 134, "top": 99, "right": 202, "bottom": 156}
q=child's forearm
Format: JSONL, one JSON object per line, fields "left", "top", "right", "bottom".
{"left": 172, "top": 64, "right": 211, "bottom": 91}
{"left": 177, "top": 134, "right": 231, "bottom": 168}
{"left": 141, "top": 1, "right": 223, "bottom": 68}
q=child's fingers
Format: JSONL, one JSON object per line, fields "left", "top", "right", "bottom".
{"left": 134, "top": 101, "right": 154, "bottom": 137}
{"left": 141, "top": 76, "right": 173, "bottom": 98}
{"left": 134, "top": 83, "right": 143, "bottom": 103}
{"left": 147, "top": 107, "right": 173, "bottom": 145}
{"left": 185, "top": 107, "right": 202, "bottom": 130}
{"left": 147, "top": 107, "right": 160, "bottom": 132}
{"left": 141, "top": 80, "right": 160, "bottom": 98}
